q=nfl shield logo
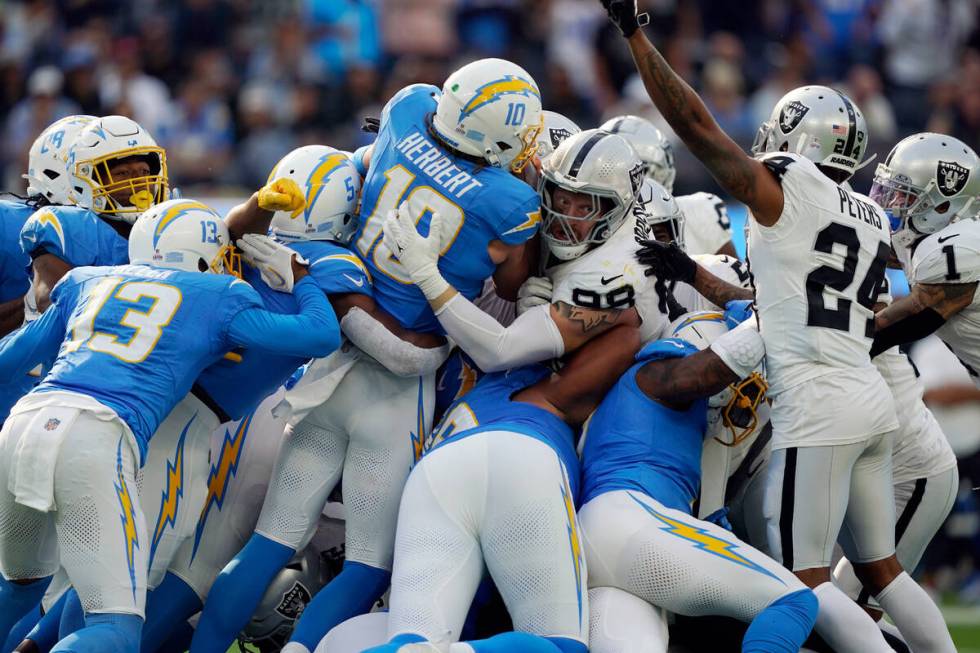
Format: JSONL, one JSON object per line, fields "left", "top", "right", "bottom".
{"left": 778, "top": 100, "right": 810, "bottom": 134}
{"left": 937, "top": 161, "right": 969, "bottom": 197}
{"left": 44, "top": 418, "right": 60, "bottom": 431}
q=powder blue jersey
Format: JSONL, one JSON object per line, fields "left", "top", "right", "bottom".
{"left": 20, "top": 204, "right": 128, "bottom": 267}
{"left": 580, "top": 339, "right": 708, "bottom": 513}
{"left": 352, "top": 84, "right": 540, "bottom": 333}
{"left": 29, "top": 265, "right": 261, "bottom": 460}
{"left": 428, "top": 364, "right": 581, "bottom": 499}
{"left": 196, "top": 239, "right": 370, "bottom": 420}
{"left": 0, "top": 199, "right": 33, "bottom": 302}
{"left": 0, "top": 199, "right": 40, "bottom": 423}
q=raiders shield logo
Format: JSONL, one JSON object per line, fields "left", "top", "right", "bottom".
{"left": 778, "top": 100, "right": 810, "bottom": 134}
{"left": 549, "top": 127, "right": 573, "bottom": 150}
{"left": 273, "top": 581, "right": 312, "bottom": 620}
{"left": 937, "top": 161, "right": 969, "bottom": 197}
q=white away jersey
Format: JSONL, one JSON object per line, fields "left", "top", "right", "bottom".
{"left": 673, "top": 254, "right": 752, "bottom": 313}
{"left": 676, "top": 192, "right": 734, "bottom": 255}
{"left": 748, "top": 152, "right": 892, "bottom": 394}
{"left": 547, "top": 213, "right": 668, "bottom": 344}
{"left": 909, "top": 220, "right": 980, "bottom": 387}
{"left": 874, "top": 347, "right": 957, "bottom": 484}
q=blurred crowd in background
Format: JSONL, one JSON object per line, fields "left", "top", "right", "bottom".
{"left": 0, "top": 0, "right": 979, "bottom": 605}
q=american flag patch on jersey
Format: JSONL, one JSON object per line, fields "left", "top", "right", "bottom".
{"left": 832, "top": 124, "right": 847, "bottom": 135}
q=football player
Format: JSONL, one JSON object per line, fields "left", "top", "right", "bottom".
{"left": 601, "top": 1, "right": 954, "bottom": 650}
{"left": 869, "top": 133, "right": 980, "bottom": 376}
{"left": 600, "top": 114, "right": 737, "bottom": 257}
{"left": 366, "top": 323, "right": 643, "bottom": 653}
{"left": 580, "top": 311, "right": 817, "bottom": 653}
{"left": 188, "top": 147, "right": 448, "bottom": 653}
{"left": 0, "top": 199, "right": 339, "bottom": 652}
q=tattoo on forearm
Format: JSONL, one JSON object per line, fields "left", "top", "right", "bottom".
{"left": 554, "top": 301, "right": 624, "bottom": 334}
{"left": 638, "top": 351, "right": 738, "bottom": 404}
{"left": 634, "top": 41, "right": 758, "bottom": 203}
{"left": 694, "top": 266, "right": 754, "bottom": 307}
{"left": 876, "top": 281, "right": 977, "bottom": 329}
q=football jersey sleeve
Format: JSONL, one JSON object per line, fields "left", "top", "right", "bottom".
{"left": 677, "top": 192, "right": 733, "bottom": 255}
{"left": 493, "top": 190, "right": 542, "bottom": 246}
{"left": 306, "top": 251, "right": 373, "bottom": 296}
{"left": 20, "top": 208, "right": 72, "bottom": 260}
{"left": 912, "top": 231, "right": 980, "bottom": 285}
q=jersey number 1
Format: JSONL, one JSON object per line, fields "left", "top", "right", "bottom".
{"left": 805, "top": 223, "right": 889, "bottom": 337}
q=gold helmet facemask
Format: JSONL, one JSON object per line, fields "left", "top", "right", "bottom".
{"left": 713, "top": 372, "right": 768, "bottom": 447}
{"left": 76, "top": 147, "right": 169, "bottom": 216}
{"left": 210, "top": 244, "right": 243, "bottom": 279}
{"left": 510, "top": 116, "right": 544, "bottom": 174}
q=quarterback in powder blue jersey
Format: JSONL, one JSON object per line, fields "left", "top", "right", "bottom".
{"left": 367, "top": 325, "right": 641, "bottom": 653}
{"left": 351, "top": 58, "right": 544, "bottom": 333}
{"left": 578, "top": 311, "right": 817, "bottom": 653}
{"left": 0, "top": 200, "right": 340, "bottom": 653}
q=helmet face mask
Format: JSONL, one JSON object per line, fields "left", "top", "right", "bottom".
{"left": 872, "top": 133, "right": 979, "bottom": 248}
{"left": 637, "top": 178, "right": 685, "bottom": 250}
{"left": 432, "top": 59, "right": 544, "bottom": 173}
{"left": 538, "top": 129, "right": 643, "bottom": 261}
{"left": 714, "top": 372, "right": 768, "bottom": 447}
{"left": 69, "top": 115, "right": 169, "bottom": 223}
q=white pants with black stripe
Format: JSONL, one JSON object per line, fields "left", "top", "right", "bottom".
{"left": 763, "top": 432, "right": 896, "bottom": 571}
{"left": 255, "top": 356, "right": 434, "bottom": 569}
{"left": 833, "top": 465, "right": 959, "bottom": 607}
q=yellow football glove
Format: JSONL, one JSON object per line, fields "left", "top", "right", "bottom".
{"left": 257, "top": 177, "right": 306, "bottom": 213}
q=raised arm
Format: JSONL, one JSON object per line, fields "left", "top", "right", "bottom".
{"left": 225, "top": 177, "right": 306, "bottom": 241}
{"left": 603, "top": 1, "right": 784, "bottom": 225}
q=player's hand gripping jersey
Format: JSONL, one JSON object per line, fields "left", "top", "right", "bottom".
{"left": 196, "top": 239, "right": 371, "bottom": 421}
{"left": 748, "top": 153, "right": 892, "bottom": 394}
{"left": 904, "top": 220, "right": 980, "bottom": 386}
{"left": 352, "top": 84, "right": 540, "bottom": 332}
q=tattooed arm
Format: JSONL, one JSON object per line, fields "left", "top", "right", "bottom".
{"left": 621, "top": 28, "right": 784, "bottom": 225}
{"left": 692, "top": 265, "right": 754, "bottom": 306}
{"left": 636, "top": 349, "right": 740, "bottom": 410}
{"left": 550, "top": 301, "right": 641, "bottom": 351}
{"left": 870, "top": 281, "right": 977, "bottom": 356}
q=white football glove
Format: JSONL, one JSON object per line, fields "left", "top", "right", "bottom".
{"left": 516, "top": 276, "right": 553, "bottom": 316}
{"left": 237, "top": 233, "right": 308, "bottom": 293}
{"left": 382, "top": 201, "right": 450, "bottom": 300}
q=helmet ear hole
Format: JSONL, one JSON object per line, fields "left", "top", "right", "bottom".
{"left": 936, "top": 201, "right": 951, "bottom": 214}
{"left": 198, "top": 258, "right": 208, "bottom": 272}
{"left": 496, "top": 141, "right": 512, "bottom": 151}
{"left": 779, "top": 142, "right": 789, "bottom": 152}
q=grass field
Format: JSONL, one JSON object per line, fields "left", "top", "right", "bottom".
{"left": 221, "top": 603, "right": 980, "bottom": 652}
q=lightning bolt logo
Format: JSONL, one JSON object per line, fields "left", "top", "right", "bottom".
{"left": 502, "top": 209, "right": 541, "bottom": 236}
{"left": 148, "top": 413, "right": 195, "bottom": 570}
{"left": 454, "top": 359, "right": 478, "bottom": 403}
{"left": 409, "top": 378, "right": 426, "bottom": 464}
{"left": 153, "top": 200, "right": 210, "bottom": 248}
{"left": 291, "top": 153, "right": 350, "bottom": 223}
{"left": 36, "top": 211, "right": 66, "bottom": 254}
{"left": 628, "top": 493, "right": 785, "bottom": 584}
{"left": 190, "top": 413, "right": 253, "bottom": 561}
{"left": 113, "top": 437, "right": 140, "bottom": 599}
{"left": 561, "top": 473, "right": 584, "bottom": 627}
{"left": 458, "top": 75, "right": 539, "bottom": 122}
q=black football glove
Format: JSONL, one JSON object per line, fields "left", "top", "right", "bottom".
{"left": 636, "top": 238, "right": 697, "bottom": 284}
{"left": 601, "top": 0, "right": 650, "bottom": 38}
{"left": 361, "top": 116, "right": 381, "bottom": 133}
